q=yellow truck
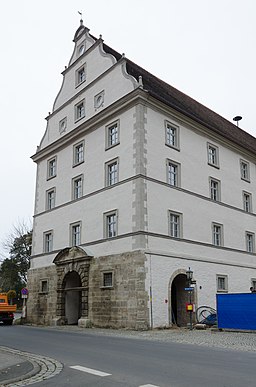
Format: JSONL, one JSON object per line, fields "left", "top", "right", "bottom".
{"left": 0, "top": 293, "right": 17, "bottom": 325}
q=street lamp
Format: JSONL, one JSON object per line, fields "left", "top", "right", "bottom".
{"left": 186, "top": 267, "right": 194, "bottom": 330}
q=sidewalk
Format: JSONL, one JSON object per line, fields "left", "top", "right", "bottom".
{"left": 0, "top": 348, "right": 38, "bottom": 386}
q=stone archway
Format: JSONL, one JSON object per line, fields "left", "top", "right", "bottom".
{"left": 168, "top": 269, "right": 197, "bottom": 327}
{"left": 53, "top": 246, "right": 93, "bottom": 327}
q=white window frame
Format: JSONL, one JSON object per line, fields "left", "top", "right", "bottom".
{"left": 216, "top": 274, "right": 228, "bottom": 292}
{"left": 240, "top": 159, "right": 250, "bottom": 182}
{"left": 104, "top": 210, "right": 118, "bottom": 238}
{"left": 72, "top": 175, "right": 83, "bottom": 200}
{"left": 75, "top": 100, "right": 85, "bottom": 121}
{"left": 105, "top": 120, "right": 120, "bottom": 149}
{"left": 47, "top": 157, "right": 57, "bottom": 179}
{"left": 70, "top": 222, "right": 81, "bottom": 247}
{"left": 77, "top": 41, "right": 85, "bottom": 56}
{"left": 212, "top": 222, "right": 223, "bottom": 246}
{"left": 73, "top": 141, "right": 84, "bottom": 166}
{"left": 169, "top": 211, "right": 182, "bottom": 238}
{"left": 46, "top": 188, "right": 56, "bottom": 210}
{"left": 101, "top": 271, "right": 114, "bottom": 288}
{"left": 44, "top": 231, "right": 53, "bottom": 253}
{"left": 243, "top": 191, "right": 252, "bottom": 212}
{"left": 76, "top": 64, "right": 86, "bottom": 86}
{"left": 209, "top": 177, "right": 221, "bottom": 201}
{"left": 105, "top": 158, "right": 119, "bottom": 186}
{"left": 167, "top": 159, "right": 180, "bottom": 187}
{"left": 246, "top": 232, "right": 255, "bottom": 253}
{"left": 165, "top": 121, "right": 180, "bottom": 150}
{"left": 207, "top": 143, "right": 219, "bottom": 168}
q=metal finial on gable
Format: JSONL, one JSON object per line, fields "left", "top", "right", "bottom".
{"left": 138, "top": 75, "right": 143, "bottom": 87}
{"left": 78, "top": 11, "right": 83, "bottom": 25}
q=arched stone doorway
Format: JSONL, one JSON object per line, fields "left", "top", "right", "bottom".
{"left": 169, "top": 270, "right": 196, "bottom": 327}
{"left": 63, "top": 271, "right": 82, "bottom": 325}
{"left": 53, "top": 246, "right": 93, "bottom": 327}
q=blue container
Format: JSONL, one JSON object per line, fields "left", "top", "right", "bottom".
{"left": 216, "top": 293, "right": 256, "bottom": 330}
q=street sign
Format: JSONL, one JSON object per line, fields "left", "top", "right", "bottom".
{"left": 21, "top": 288, "right": 29, "bottom": 296}
{"left": 184, "top": 287, "right": 194, "bottom": 291}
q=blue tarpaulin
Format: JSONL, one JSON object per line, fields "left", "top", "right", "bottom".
{"left": 216, "top": 293, "right": 256, "bottom": 330}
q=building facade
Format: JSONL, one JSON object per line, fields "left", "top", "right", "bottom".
{"left": 27, "top": 20, "right": 256, "bottom": 329}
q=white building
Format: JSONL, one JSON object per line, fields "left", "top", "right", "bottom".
{"left": 27, "top": 20, "right": 256, "bottom": 329}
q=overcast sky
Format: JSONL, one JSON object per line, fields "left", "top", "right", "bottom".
{"left": 0, "top": 0, "right": 255, "bottom": 256}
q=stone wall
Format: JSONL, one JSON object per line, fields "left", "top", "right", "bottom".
{"left": 27, "top": 265, "right": 58, "bottom": 325}
{"left": 27, "top": 250, "right": 149, "bottom": 330}
{"left": 89, "top": 250, "right": 149, "bottom": 330}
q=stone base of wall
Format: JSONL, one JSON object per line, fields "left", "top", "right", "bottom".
{"left": 27, "top": 250, "right": 149, "bottom": 330}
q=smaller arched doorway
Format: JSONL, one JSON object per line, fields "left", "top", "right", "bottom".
{"left": 170, "top": 272, "right": 196, "bottom": 327}
{"left": 63, "top": 271, "right": 81, "bottom": 325}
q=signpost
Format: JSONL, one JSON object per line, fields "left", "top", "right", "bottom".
{"left": 21, "top": 288, "right": 28, "bottom": 319}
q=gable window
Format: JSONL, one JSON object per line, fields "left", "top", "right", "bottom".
{"left": 169, "top": 211, "right": 182, "bottom": 238}
{"left": 207, "top": 143, "right": 219, "bottom": 167}
{"left": 73, "top": 141, "right": 84, "bottom": 166}
{"left": 212, "top": 223, "right": 223, "bottom": 246}
{"left": 165, "top": 121, "right": 179, "bottom": 149}
{"left": 105, "top": 158, "right": 119, "bottom": 186}
{"left": 246, "top": 232, "right": 255, "bottom": 253}
{"left": 106, "top": 121, "right": 119, "bottom": 149}
{"left": 210, "top": 178, "right": 220, "bottom": 201}
{"left": 76, "top": 65, "right": 86, "bottom": 86}
{"left": 70, "top": 222, "right": 81, "bottom": 246}
{"left": 47, "top": 157, "right": 57, "bottom": 179}
{"left": 167, "top": 160, "right": 180, "bottom": 187}
{"left": 104, "top": 210, "right": 117, "bottom": 238}
{"left": 102, "top": 272, "right": 113, "bottom": 288}
{"left": 75, "top": 100, "right": 85, "bottom": 121}
{"left": 240, "top": 159, "right": 250, "bottom": 182}
{"left": 72, "top": 175, "right": 83, "bottom": 200}
{"left": 44, "top": 231, "right": 53, "bottom": 253}
{"left": 216, "top": 275, "right": 228, "bottom": 292}
{"left": 243, "top": 191, "right": 252, "bottom": 212}
{"left": 46, "top": 188, "right": 55, "bottom": 210}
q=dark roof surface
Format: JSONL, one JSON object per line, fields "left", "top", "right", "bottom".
{"left": 103, "top": 41, "right": 256, "bottom": 155}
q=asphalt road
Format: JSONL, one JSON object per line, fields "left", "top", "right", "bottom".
{"left": 1, "top": 325, "right": 256, "bottom": 386}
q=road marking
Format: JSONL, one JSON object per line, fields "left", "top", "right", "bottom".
{"left": 139, "top": 385, "right": 160, "bottom": 387}
{"left": 70, "top": 365, "right": 111, "bottom": 377}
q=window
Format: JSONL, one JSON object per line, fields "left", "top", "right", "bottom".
{"left": 212, "top": 223, "right": 223, "bottom": 246}
{"left": 72, "top": 175, "right": 83, "bottom": 200}
{"left": 167, "top": 160, "right": 180, "bottom": 187}
{"left": 169, "top": 211, "right": 182, "bottom": 238}
{"left": 76, "top": 65, "right": 86, "bottom": 85}
{"left": 251, "top": 279, "right": 256, "bottom": 290}
{"left": 75, "top": 100, "right": 85, "bottom": 121}
{"left": 216, "top": 275, "right": 228, "bottom": 292}
{"left": 44, "top": 231, "right": 53, "bottom": 253}
{"left": 73, "top": 141, "right": 84, "bottom": 166}
{"left": 246, "top": 232, "right": 255, "bottom": 253}
{"left": 106, "top": 121, "right": 119, "bottom": 148}
{"left": 207, "top": 143, "right": 219, "bottom": 167}
{"left": 105, "top": 159, "right": 119, "bottom": 186}
{"left": 243, "top": 191, "right": 252, "bottom": 212}
{"left": 165, "top": 121, "right": 179, "bottom": 149}
{"left": 77, "top": 41, "right": 85, "bottom": 56}
{"left": 71, "top": 222, "right": 81, "bottom": 246}
{"left": 240, "top": 159, "right": 250, "bottom": 181}
{"left": 102, "top": 272, "right": 113, "bottom": 288}
{"left": 105, "top": 211, "right": 117, "bottom": 238}
{"left": 40, "top": 280, "right": 48, "bottom": 294}
{"left": 46, "top": 188, "right": 55, "bottom": 210}
{"left": 47, "top": 157, "right": 57, "bottom": 179}
{"left": 209, "top": 178, "right": 220, "bottom": 201}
